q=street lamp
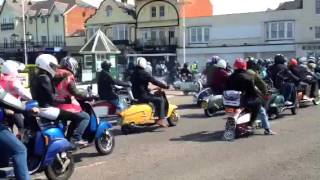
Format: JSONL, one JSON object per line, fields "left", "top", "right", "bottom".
{"left": 178, "top": 0, "right": 191, "bottom": 64}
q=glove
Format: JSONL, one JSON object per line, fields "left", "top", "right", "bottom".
{"left": 64, "top": 97, "right": 72, "bottom": 104}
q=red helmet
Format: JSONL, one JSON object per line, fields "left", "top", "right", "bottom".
{"left": 288, "top": 58, "right": 298, "bottom": 67}
{"left": 234, "top": 58, "right": 247, "bottom": 70}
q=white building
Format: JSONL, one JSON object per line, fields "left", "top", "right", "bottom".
{"left": 177, "top": 0, "right": 320, "bottom": 68}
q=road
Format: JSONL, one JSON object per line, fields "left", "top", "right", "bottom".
{"left": 34, "top": 93, "right": 320, "bottom": 180}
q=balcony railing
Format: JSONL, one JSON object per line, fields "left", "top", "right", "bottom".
{"left": 0, "top": 23, "right": 14, "bottom": 31}
{"left": 136, "top": 37, "right": 178, "bottom": 47}
{"left": 0, "top": 41, "right": 66, "bottom": 49}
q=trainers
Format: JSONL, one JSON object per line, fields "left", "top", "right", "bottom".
{"left": 264, "top": 130, "right": 277, "bottom": 135}
{"left": 73, "top": 140, "right": 89, "bottom": 148}
{"left": 284, "top": 101, "right": 293, "bottom": 106}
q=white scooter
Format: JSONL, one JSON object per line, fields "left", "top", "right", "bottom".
{"left": 223, "top": 90, "right": 261, "bottom": 141}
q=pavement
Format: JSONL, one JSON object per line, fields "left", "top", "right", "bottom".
{"left": 28, "top": 95, "right": 320, "bottom": 180}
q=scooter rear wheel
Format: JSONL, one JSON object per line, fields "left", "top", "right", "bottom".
{"left": 45, "top": 152, "right": 74, "bottom": 180}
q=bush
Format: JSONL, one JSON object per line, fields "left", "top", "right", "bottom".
{"left": 22, "top": 64, "right": 37, "bottom": 86}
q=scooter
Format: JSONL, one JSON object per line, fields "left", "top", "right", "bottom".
{"left": 267, "top": 88, "right": 297, "bottom": 119}
{"left": 201, "top": 94, "right": 224, "bottom": 117}
{"left": 0, "top": 101, "right": 75, "bottom": 180}
{"left": 222, "top": 91, "right": 262, "bottom": 141}
{"left": 63, "top": 100, "right": 115, "bottom": 155}
{"left": 118, "top": 89, "right": 179, "bottom": 134}
{"left": 173, "top": 74, "right": 203, "bottom": 95}
{"left": 193, "top": 88, "right": 212, "bottom": 106}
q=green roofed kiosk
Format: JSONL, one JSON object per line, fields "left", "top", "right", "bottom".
{"left": 80, "top": 29, "right": 121, "bottom": 82}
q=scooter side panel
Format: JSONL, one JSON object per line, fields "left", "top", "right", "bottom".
{"left": 207, "top": 95, "right": 224, "bottom": 109}
{"left": 44, "top": 128, "right": 65, "bottom": 139}
{"left": 120, "top": 105, "right": 153, "bottom": 125}
{"left": 95, "top": 121, "right": 112, "bottom": 138}
{"left": 43, "top": 139, "right": 73, "bottom": 166}
{"left": 34, "top": 132, "right": 46, "bottom": 156}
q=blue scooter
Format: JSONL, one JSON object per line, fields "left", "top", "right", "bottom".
{"left": 0, "top": 101, "right": 75, "bottom": 180}
{"left": 64, "top": 101, "right": 115, "bottom": 155}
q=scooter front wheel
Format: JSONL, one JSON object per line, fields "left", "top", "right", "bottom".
{"left": 204, "top": 108, "right": 216, "bottom": 117}
{"left": 45, "top": 152, "right": 74, "bottom": 180}
{"left": 95, "top": 130, "right": 115, "bottom": 155}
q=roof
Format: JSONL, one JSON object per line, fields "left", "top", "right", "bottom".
{"left": 80, "top": 29, "right": 120, "bottom": 54}
{"left": 276, "top": 0, "right": 303, "bottom": 10}
{"left": 1, "top": 0, "right": 31, "bottom": 17}
{"left": 27, "top": 0, "right": 76, "bottom": 17}
{"left": 115, "top": 0, "right": 136, "bottom": 18}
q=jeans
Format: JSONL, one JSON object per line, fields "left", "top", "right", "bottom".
{"left": 281, "top": 82, "right": 296, "bottom": 102}
{"left": 258, "top": 106, "right": 271, "bottom": 130}
{"left": 58, "top": 111, "right": 90, "bottom": 141}
{"left": 0, "top": 124, "right": 30, "bottom": 180}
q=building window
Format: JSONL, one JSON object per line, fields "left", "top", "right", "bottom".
{"left": 112, "top": 25, "right": 129, "bottom": 40}
{"left": 188, "top": 26, "right": 210, "bottom": 44}
{"left": 159, "top": 6, "right": 165, "bottom": 17}
{"left": 316, "top": 0, "right": 320, "bottom": 14}
{"left": 29, "top": 18, "right": 33, "bottom": 24}
{"left": 41, "top": 36, "right": 47, "bottom": 45}
{"left": 151, "top": 31, "right": 157, "bottom": 41}
{"left": 3, "top": 38, "right": 8, "bottom": 48}
{"left": 151, "top": 7, "right": 157, "bottom": 17}
{"left": 41, "top": 16, "right": 46, "bottom": 23}
{"left": 316, "top": 27, "right": 320, "bottom": 39}
{"left": 84, "top": 55, "right": 93, "bottom": 69}
{"left": 54, "top": 15, "right": 59, "bottom": 23}
{"left": 55, "top": 35, "right": 63, "bottom": 46}
{"left": 106, "top": 5, "right": 113, "bottom": 17}
{"left": 266, "top": 21, "right": 295, "bottom": 40}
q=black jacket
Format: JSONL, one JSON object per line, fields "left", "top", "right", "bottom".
{"left": 130, "top": 67, "right": 167, "bottom": 100}
{"left": 225, "top": 69, "right": 257, "bottom": 99}
{"left": 268, "top": 64, "right": 300, "bottom": 89}
{"left": 30, "top": 71, "right": 67, "bottom": 108}
{"left": 98, "top": 70, "right": 131, "bottom": 101}
{"left": 290, "top": 65, "right": 315, "bottom": 81}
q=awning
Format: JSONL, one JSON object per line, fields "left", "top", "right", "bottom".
{"left": 79, "top": 29, "right": 121, "bottom": 54}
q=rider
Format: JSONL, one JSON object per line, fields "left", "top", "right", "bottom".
{"left": 30, "top": 54, "right": 89, "bottom": 146}
{"left": 130, "top": 57, "right": 169, "bottom": 127}
{"left": 98, "top": 60, "right": 131, "bottom": 111}
{"left": 268, "top": 54, "right": 300, "bottom": 105}
{"left": 54, "top": 56, "right": 92, "bottom": 143}
{"left": 0, "top": 87, "right": 39, "bottom": 180}
{"left": 211, "top": 59, "right": 229, "bottom": 94}
{"left": 190, "top": 61, "right": 199, "bottom": 75}
{"left": 226, "top": 58, "right": 275, "bottom": 134}
{"left": 288, "top": 58, "right": 319, "bottom": 99}
{"left": 247, "top": 58, "right": 276, "bottom": 135}
{"left": 180, "top": 63, "right": 192, "bottom": 80}
{"left": 204, "top": 56, "right": 220, "bottom": 88}
{"left": 0, "top": 60, "right": 32, "bottom": 136}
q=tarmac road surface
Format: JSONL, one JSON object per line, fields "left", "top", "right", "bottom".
{"left": 32, "top": 95, "right": 320, "bottom": 180}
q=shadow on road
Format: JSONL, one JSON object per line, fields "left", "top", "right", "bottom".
{"left": 74, "top": 152, "right": 101, "bottom": 163}
{"left": 178, "top": 104, "right": 198, "bottom": 110}
{"left": 170, "top": 130, "right": 225, "bottom": 142}
{"left": 112, "top": 126, "right": 165, "bottom": 136}
{"left": 182, "top": 111, "right": 225, "bottom": 119}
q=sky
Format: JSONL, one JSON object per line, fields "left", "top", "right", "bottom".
{"left": 0, "top": 0, "right": 292, "bottom": 14}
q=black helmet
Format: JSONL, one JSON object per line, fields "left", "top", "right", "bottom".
{"left": 247, "top": 58, "right": 259, "bottom": 71}
{"left": 183, "top": 63, "right": 188, "bottom": 68}
{"left": 274, "top": 54, "right": 286, "bottom": 64}
{"left": 101, "top": 60, "right": 112, "bottom": 71}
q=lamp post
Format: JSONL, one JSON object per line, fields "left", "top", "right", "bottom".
{"left": 179, "top": 0, "right": 191, "bottom": 64}
{"left": 21, "top": 0, "right": 28, "bottom": 64}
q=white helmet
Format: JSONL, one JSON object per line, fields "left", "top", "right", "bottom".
{"left": 35, "top": 54, "right": 59, "bottom": 77}
{"left": 216, "top": 59, "right": 227, "bottom": 69}
{"left": 1, "top": 60, "right": 21, "bottom": 77}
{"left": 137, "top": 57, "right": 147, "bottom": 69}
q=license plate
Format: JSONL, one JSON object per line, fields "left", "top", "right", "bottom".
{"left": 225, "top": 108, "right": 236, "bottom": 113}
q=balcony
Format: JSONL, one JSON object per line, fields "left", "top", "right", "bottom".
{"left": 1, "top": 23, "right": 14, "bottom": 31}
{"left": 136, "top": 37, "right": 177, "bottom": 47}
{"left": 0, "top": 41, "right": 66, "bottom": 50}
